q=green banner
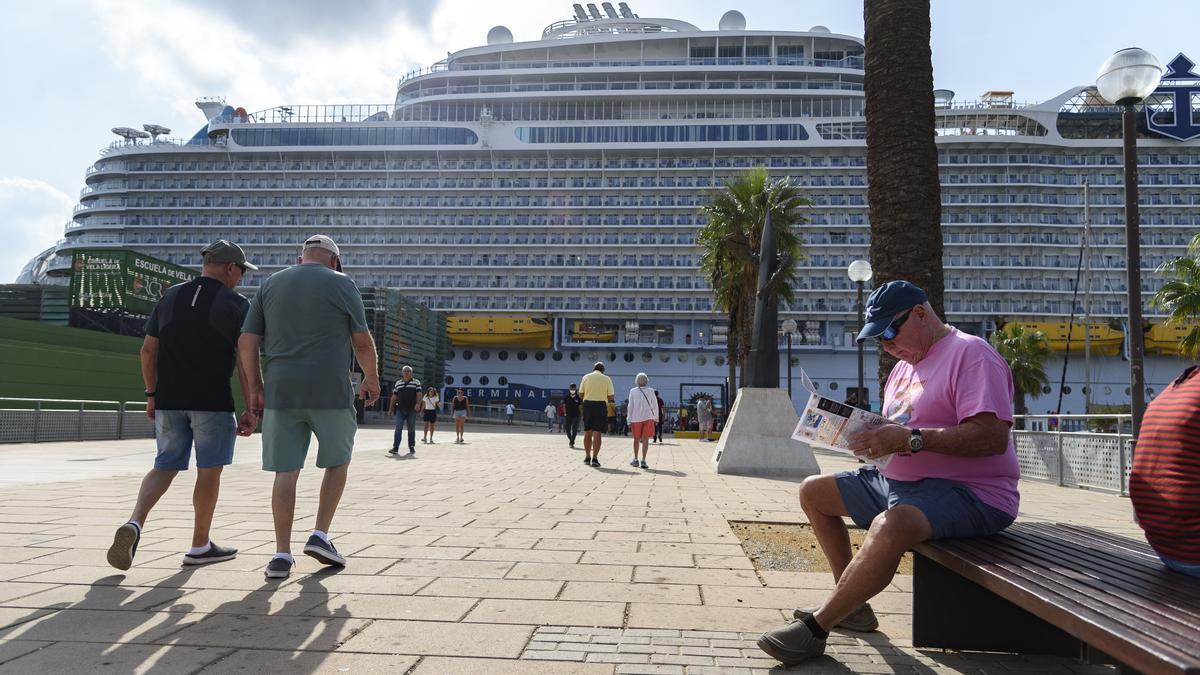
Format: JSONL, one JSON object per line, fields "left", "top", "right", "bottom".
{"left": 70, "top": 249, "right": 196, "bottom": 315}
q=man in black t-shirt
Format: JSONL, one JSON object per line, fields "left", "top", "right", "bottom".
{"left": 106, "top": 240, "right": 256, "bottom": 572}
{"left": 563, "top": 383, "right": 583, "bottom": 448}
{"left": 387, "top": 366, "right": 422, "bottom": 454}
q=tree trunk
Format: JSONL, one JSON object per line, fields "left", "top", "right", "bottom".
{"left": 726, "top": 309, "right": 739, "bottom": 394}
{"left": 1013, "top": 387, "right": 1028, "bottom": 430}
{"left": 863, "top": 0, "right": 945, "bottom": 391}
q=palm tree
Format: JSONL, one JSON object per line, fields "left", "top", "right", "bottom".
{"left": 863, "top": 0, "right": 945, "bottom": 387}
{"left": 989, "top": 324, "right": 1052, "bottom": 428}
{"left": 699, "top": 168, "right": 809, "bottom": 391}
{"left": 1150, "top": 233, "right": 1200, "bottom": 359}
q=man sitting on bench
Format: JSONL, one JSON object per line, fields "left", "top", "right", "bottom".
{"left": 758, "top": 281, "right": 1022, "bottom": 667}
{"left": 1130, "top": 365, "right": 1200, "bottom": 578}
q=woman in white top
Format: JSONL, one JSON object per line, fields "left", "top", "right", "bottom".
{"left": 421, "top": 387, "right": 440, "bottom": 443}
{"left": 627, "top": 372, "right": 660, "bottom": 469}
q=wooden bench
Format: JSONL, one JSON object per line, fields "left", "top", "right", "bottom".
{"left": 912, "top": 522, "right": 1200, "bottom": 674}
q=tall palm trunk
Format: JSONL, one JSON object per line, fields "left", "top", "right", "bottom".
{"left": 727, "top": 308, "right": 739, "bottom": 395}
{"left": 863, "top": 0, "right": 945, "bottom": 388}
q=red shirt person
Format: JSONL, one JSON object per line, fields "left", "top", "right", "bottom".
{"left": 1129, "top": 365, "right": 1200, "bottom": 577}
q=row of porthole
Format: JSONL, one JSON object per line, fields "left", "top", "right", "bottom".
{"left": 451, "top": 349, "right": 733, "bottom": 367}
{"left": 444, "top": 375, "right": 510, "bottom": 387}
{"left": 1039, "top": 385, "right": 1155, "bottom": 397}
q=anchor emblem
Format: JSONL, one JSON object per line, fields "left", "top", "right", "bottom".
{"left": 1146, "top": 53, "right": 1200, "bottom": 141}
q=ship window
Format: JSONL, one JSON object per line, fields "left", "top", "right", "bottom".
{"left": 515, "top": 124, "right": 808, "bottom": 144}
{"left": 445, "top": 376, "right": 454, "bottom": 385}
{"left": 552, "top": 352, "right": 563, "bottom": 361}
{"left": 570, "top": 351, "right": 580, "bottom": 361}
{"left": 479, "top": 376, "right": 489, "bottom": 385}
{"left": 517, "top": 351, "right": 528, "bottom": 361}
{"left": 623, "top": 353, "right": 634, "bottom": 363}
{"left": 829, "top": 382, "right": 839, "bottom": 391}
{"left": 498, "top": 376, "right": 508, "bottom": 386}
{"left": 231, "top": 126, "right": 478, "bottom": 147}
{"left": 715, "top": 356, "right": 725, "bottom": 367}
{"left": 608, "top": 352, "right": 617, "bottom": 362}
{"left": 696, "top": 356, "right": 707, "bottom": 366}
{"left": 498, "top": 351, "right": 509, "bottom": 360}
{"left": 462, "top": 376, "right": 472, "bottom": 385}
{"left": 480, "top": 350, "right": 490, "bottom": 360}
{"left": 535, "top": 352, "right": 546, "bottom": 361}
{"left": 642, "top": 352, "right": 652, "bottom": 363}
{"left": 462, "top": 350, "right": 473, "bottom": 360}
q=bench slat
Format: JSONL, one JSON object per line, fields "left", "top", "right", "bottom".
{"left": 917, "top": 525, "right": 1200, "bottom": 675}
{"left": 950, "top": 535, "right": 1200, "bottom": 647}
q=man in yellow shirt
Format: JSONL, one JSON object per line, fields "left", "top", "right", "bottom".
{"left": 578, "top": 362, "right": 615, "bottom": 467}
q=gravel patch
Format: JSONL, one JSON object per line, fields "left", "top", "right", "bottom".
{"left": 729, "top": 521, "right": 913, "bottom": 575}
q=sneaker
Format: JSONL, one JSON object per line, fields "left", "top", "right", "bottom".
{"left": 182, "top": 542, "right": 238, "bottom": 566}
{"left": 265, "top": 556, "right": 294, "bottom": 579}
{"left": 388, "top": 447, "right": 399, "bottom": 455}
{"left": 583, "top": 456, "right": 591, "bottom": 464}
{"left": 640, "top": 460, "right": 649, "bottom": 469}
{"left": 408, "top": 448, "right": 416, "bottom": 455}
{"left": 792, "top": 603, "right": 878, "bottom": 632}
{"left": 303, "top": 534, "right": 346, "bottom": 566}
{"left": 757, "top": 619, "right": 827, "bottom": 666}
{"left": 106, "top": 522, "right": 140, "bottom": 571}
{"left": 630, "top": 458, "right": 639, "bottom": 467}
{"left": 591, "top": 459, "right": 601, "bottom": 467}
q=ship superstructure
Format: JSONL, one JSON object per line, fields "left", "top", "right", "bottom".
{"left": 29, "top": 6, "right": 1200, "bottom": 412}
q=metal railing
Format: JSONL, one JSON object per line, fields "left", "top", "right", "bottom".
{"left": 0, "top": 398, "right": 154, "bottom": 444}
{"left": 1011, "top": 414, "right": 1134, "bottom": 495}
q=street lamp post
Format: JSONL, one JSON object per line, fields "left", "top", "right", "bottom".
{"left": 848, "top": 260, "right": 873, "bottom": 410}
{"left": 1096, "top": 48, "right": 1163, "bottom": 437}
{"left": 781, "top": 319, "right": 798, "bottom": 399}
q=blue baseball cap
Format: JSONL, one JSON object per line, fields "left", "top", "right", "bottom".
{"left": 856, "top": 280, "right": 928, "bottom": 343}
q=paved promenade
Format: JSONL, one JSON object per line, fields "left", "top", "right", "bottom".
{"left": 0, "top": 426, "right": 1128, "bottom": 674}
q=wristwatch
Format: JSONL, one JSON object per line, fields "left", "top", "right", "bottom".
{"left": 144, "top": 390, "right": 156, "bottom": 398}
{"left": 908, "top": 428, "right": 924, "bottom": 453}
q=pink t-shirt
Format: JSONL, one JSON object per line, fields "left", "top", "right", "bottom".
{"left": 881, "top": 327, "right": 1021, "bottom": 517}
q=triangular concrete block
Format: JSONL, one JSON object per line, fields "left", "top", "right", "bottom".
{"left": 712, "top": 387, "right": 821, "bottom": 478}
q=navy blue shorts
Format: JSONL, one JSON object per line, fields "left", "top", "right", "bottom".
{"left": 835, "top": 466, "right": 1014, "bottom": 540}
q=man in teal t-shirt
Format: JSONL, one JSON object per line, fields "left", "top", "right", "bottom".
{"left": 239, "top": 235, "right": 381, "bottom": 580}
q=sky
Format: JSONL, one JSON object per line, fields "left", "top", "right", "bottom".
{"left": 1, "top": 0, "right": 1198, "bottom": 282}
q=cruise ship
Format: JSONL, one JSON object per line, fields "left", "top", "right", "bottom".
{"left": 22, "top": 4, "right": 1200, "bottom": 415}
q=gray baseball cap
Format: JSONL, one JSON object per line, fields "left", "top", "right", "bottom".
{"left": 201, "top": 240, "right": 258, "bottom": 270}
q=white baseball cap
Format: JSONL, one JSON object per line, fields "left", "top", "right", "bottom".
{"left": 303, "top": 234, "right": 340, "bottom": 257}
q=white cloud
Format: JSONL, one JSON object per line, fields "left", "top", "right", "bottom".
{"left": 0, "top": 177, "right": 74, "bottom": 283}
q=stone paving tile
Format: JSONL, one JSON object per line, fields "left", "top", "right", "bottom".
{"left": 353, "top": 544, "right": 475, "bottom": 560}
{"left": 279, "top": 573, "right": 432, "bottom": 595}
{"left": 0, "top": 581, "right": 58, "bottom": 604}
{"left": 343, "top": 619, "right": 533, "bottom": 657}
{"left": 465, "top": 599, "right": 626, "bottom": 626}
{"left": 0, "top": 642, "right": 232, "bottom": 674}
{"left": 560, "top": 581, "right": 701, "bottom": 605}
{"left": 158, "top": 612, "right": 372, "bottom": 651}
{"left": 627, "top": 603, "right": 787, "bottom": 633}
{"left": 381, "top": 558, "right": 514, "bottom": 578}
{"left": 0, "top": 607, "right": 196, "bottom": 644}
{"left": 416, "top": 577, "right": 564, "bottom": 600}
{"left": 413, "top": 656, "right": 615, "bottom": 673}
{"left": 198, "top": 649, "right": 419, "bottom": 673}
{"left": 508, "top": 561, "right": 634, "bottom": 582}
{"left": 3, "top": 583, "right": 190, "bottom": 613}
{"left": 535, "top": 538, "right": 640, "bottom": 553}
{"left": 632, "top": 566, "right": 760, "bottom": 586}
{"left": 0, "top": 639, "right": 54, "bottom": 666}
{"left": 465, "top": 547, "right": 584, "bottom": 564}
{"left": 579, "top": 551, "right": 695, "bottom": 568}
{"left": 314, "top": 592, "right": 478, "bottom": 621}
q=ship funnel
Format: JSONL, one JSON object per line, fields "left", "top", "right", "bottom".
{"left": 933, "top": 89, "right": 955, "bottom": 109}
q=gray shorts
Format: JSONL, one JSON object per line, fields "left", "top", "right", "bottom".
{"left": 835, "top": 466, "right": 1014, "bottom": 540}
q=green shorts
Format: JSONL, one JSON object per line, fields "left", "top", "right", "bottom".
{"left": 262, "top": 408, "right": 356, "bottom": 472}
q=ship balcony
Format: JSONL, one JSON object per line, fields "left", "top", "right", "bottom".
{"left": 396, "top": 77, "right": 864, "bottom": 103}
{"left": 397, "top": 55, "right": 865, "bottom": 88}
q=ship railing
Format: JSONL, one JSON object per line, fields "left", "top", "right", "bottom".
{"left": 207, "top": 104, "right": 396, "bottom": 126}
{"left": 937, "top": 99, "right": 1036, "bottom": 110}
{"left": 0, "top": 398, "right": 153, "bottom": 444}
{"left": 397, "top": 77, "right": 863, "bottom": 102}
{"left": 99, "top": 137, "right": 214, "bottom": 156}
{"left": 397, "top": 55, "right": 864, "bottom": 87}
{"left": 1010, "top": 414, "right": 1134, "bottom": 495}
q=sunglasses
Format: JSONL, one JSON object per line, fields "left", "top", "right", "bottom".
{"left": 874, "top": 309, "right": 913, "bottom": 343}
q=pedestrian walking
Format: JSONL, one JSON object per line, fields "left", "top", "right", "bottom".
{"left": 451, "top": 388, "right": 470, "bottom": 443}
{"left": 618, "top": 400, "right": 629, "bottom": 436}
{"left": 107, "top": 240, "right": 256, "bottom": 571}
{"left": 579, "top": 362, "right": 615, "bottom": 467}
{"left": 563, "top": 383, "right": 583, "bottom": 448}
{"left": 654, "top": 390, "right": 666, "bottom": 443}
{"left": 697, "top": 395, "right": 715, "bottom": 441}
{"left": 421, "top": 386, "right": 440, "bottom": 443}
{"left": 627, "top": 373, "right": 660, "bottom": 469}
{"left": 606, "top": 399, "right": 617, "bottom": 435}
{"left": 557, "top": 401, "right": 566, "bottom": 431}
{"left": 544, "top": 401, "right": 557, "bottom": 432}
{"left": 238, "top": 234, "right": 381, "bottom": 580}
{"left": 505, "top": 402, "right": 515, "bottom": 424}
{"left": 387, "top": 366, "right": 421, "bottom": 455}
